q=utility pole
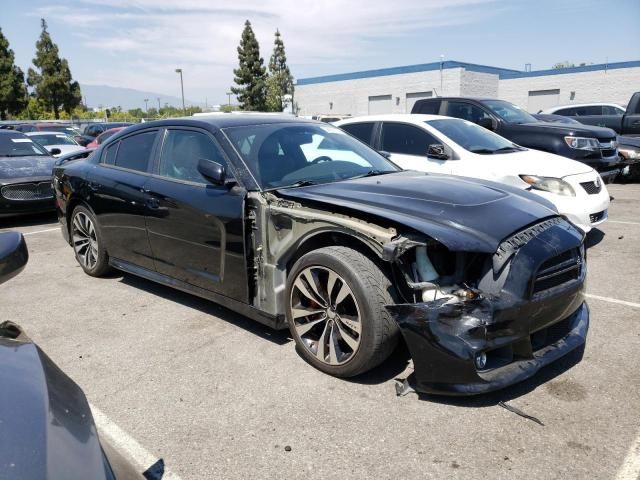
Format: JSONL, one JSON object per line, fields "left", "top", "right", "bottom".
{"left": 144, "top": 98, "right": 149, "bottom": 113}
{"left": 157, "top": 97, "right": 161, "bottom": 112}
{"left": 175, "top": 68, "right": 186, "bottom": 115}
{"left": 440, "top": 54, "right": 444, "bottom": 94}
{"left": 226, "top": 91, "right": 233, "bottom": 107}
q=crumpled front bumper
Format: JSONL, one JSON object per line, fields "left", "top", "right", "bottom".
{"left": 387, "top": 285, "right": 588, "bottom": 396}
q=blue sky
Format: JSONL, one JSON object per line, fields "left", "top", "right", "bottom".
{"left": 2, "top": 0, "right": 639, "bottom": 106}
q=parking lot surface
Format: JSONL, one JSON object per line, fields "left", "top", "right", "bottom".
{"left": 1, "top": 184, "right": 639, "bottom": 480}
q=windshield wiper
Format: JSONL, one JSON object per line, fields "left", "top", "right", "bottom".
{"left": 493, "top": 146, "right": 521, "bottom": 153}
{"left": 350, "top": 169, "right": 396, "bottom": 179}
{"left": 469, "top": 148, "right": 496, "bottom": 154}
{"left": 273, "top": 180, "right": 318, "bottom": 190}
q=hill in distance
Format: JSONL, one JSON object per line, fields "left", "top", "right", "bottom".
{"left": 80, "top": 84, "right": 205, "bottom": 110}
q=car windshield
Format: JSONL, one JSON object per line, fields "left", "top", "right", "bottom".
{"left": 30, "top": 133, "right": 78, "bottom": 146}
{"left": 0, "top": 132, "right": 50, "bottom": 156}
{"left": 427, "top": 118, "right": 521, "bottom": 154}
{"left": 483, "top": 100, "right": 537, "bottom": 124}
{"left": 222, "top": 122, "right": 399, "bottom": 190}
{"left": 39, "top": 125, "right": 81, "bottom": 135}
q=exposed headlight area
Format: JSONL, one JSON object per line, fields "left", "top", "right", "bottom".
{"left": 519, "top": 175, "right": 576, "bottom": 196}
{"left": 564, "top": 136, "right": 600, "bottom": 151}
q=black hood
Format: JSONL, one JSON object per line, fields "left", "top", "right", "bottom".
{"left": 0, "top": 155, "right": 56, "bottom": 181}
{"left": 277, "top": 171, "right": 558, "bottom": 253}
{"left": 519, "top": 121, "right": 616, "bottom": 140}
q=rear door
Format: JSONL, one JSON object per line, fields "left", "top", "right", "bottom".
{"left": 380, "top": 122, "right": 452, "bottom": 174}
{"left": 88, "top": 129, "right": 159, "bottom": 271}
{"left": 143, "top": 127, "right": 248, "bottom": 301}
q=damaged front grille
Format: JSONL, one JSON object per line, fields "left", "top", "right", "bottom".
{"left": 532, "top": 248, "right": 582, "bottom": 295}
{"left": 493, "top": 217, "right": 563, "bottom": 272}
{"left": 1, "top": 182, "right": 53, "bottom": 201}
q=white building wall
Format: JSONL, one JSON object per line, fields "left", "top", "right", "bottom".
{"left": 295, "top": 68, "right": 463, "bottom": 117}
{"left": 460, "top": 70, "right": 499, "bottom": 97}
{"left": 498, "top": 67, "right": 640, "bottom": 111}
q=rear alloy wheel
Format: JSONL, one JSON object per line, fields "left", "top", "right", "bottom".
{"left": 287, "top": 246, "right": 399, "bottom": 377}
{"left": 71, "top": 206, "right": 111, "bottom": 277}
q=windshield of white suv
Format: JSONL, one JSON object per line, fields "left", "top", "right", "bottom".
{"left": 223, "top": 123, "right": 399, "bottom": 189}
{"left": 483, "top": 100, "right": 537, "bottom": 124}
{"left": 30, "top": 134, "right": 78, "bottom": 146}
{"left": 0, "top": 132, "right": 50, "bottom": 157}
{"left": 427, "top": 118, "right": 523, "bottom": 154}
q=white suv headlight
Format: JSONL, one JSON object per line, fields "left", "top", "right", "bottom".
{"left": 564, "top": 136, "right": 600, "bottom": 151}
{"left": 520, "top": 175, "right": 576, "bottom": 197}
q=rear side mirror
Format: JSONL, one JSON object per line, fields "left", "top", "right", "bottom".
{"left": 477, "top": 117, "right": 496, "bottom": 131}
{"left": 197, "top": 159, "right": 226, "bottom": 186}
{"left": 427, "top": 144, "right": 449, "bottom": 160}
{"left": 50, "top": 148, "right": 62, "bottom": 156}
{"left": 0, "top": 232, "right": 28, "bottom": 286}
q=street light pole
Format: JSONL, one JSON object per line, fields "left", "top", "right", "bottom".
{"left": 439, "top": 54, "right": 444, "bottom": 94}
{"left": 175, "top": 68, "right": 186, "bottom": 116}
{"left": 144, "top": 98, "right": 149, "bottom": 114}
{"left": 226, "top": 91, "right": 232, "bottom": 106}
{"left": 157, "top": 97, "right": 161, "bottom": 112}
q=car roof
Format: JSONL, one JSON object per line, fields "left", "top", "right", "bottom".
{"left": 543, "top": 102, "right": 625, "bottom": 112}
{"left": 336, "top": 113, "right": 454, "bottom": 125}
{"left": 115, "top": 114, "right": 318, "bottom": 134}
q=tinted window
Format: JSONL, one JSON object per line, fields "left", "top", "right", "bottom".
{"left": 159, "top": 129, "right": 228, "bottom": 183}
{"left": 427, "top": 118, "right": 516, "bottom": 153}
{"left": 445, "top": 101, "right": 492, "bottom": 124}
{"left": 223, "top": 123, "right": 397, "bottom": 189}
{"left": 603, "top": 105, "right": 624, "bottom": 115}
{"left": 103, "top": 142, "right": 118, "bottom": 165}
{"left": 340, "top": 122, "right": 375, "bottom": 146}
{"left": 576, "top": 106, "right": 603, "bottom": 116}
{"left": 556, "top": 107, "right": 577, "bottom": 116}
{"left": 413, "top": 99, "right": 441, "bottom": 114}
{"left": 381, "top": 123, "right": 439, "bottom": 156}
{"left": 113, "top": 131, "right": 156, "bottom": 172}
{"left": 483, "top": 100, "right": 537, "bottom": 124}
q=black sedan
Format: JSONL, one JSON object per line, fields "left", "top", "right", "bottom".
{"left": 0, "top": 130, "right": 57, "bottom": 217}
{"left": 53, "top": 115, "right": 589, "bottom": 395}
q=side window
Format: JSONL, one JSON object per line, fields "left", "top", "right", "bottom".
{"left": 446, "top": 101, "right": 491, "bottom": 124}
{"left": 102, "top": 142, "right": 118, "bottom": 165}
{"left": 579, "top": 106, "right": 603, "bottom": 115}
{"left": 114, "top": 131, "right": 156, "bottom": 172}
{"left": 340, "top": 123, "right": 375, "bottom": 146}
{"left": 557, "top": 107, "right": 577, "bottom": 116}
{"left": 603, "top": 105, "right": 624, "bottom": 116}
{"left": 381, "top": 123, "right": 439, "bottom": 156}
{"left": 414, "top": 99, "right": 441, "bottom": 114}
{"left": 159, "top": 129, "right": 228, "bottom": 183}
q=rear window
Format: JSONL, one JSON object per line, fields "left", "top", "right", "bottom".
{"left": 412, "top": 99, "right": 441, "bottom": 114}
{"left": 113, "top": 131, "right": 156, "bottom": 172}
{"left": 340, "top": 122, "right": 375, "bottom": 146}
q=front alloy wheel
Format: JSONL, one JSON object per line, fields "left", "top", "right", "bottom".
{"left": 290, "top": 266, "right": 362, "bottom": 365}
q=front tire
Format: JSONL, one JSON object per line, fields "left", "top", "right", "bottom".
{"left": 286, "top": 246, "right": 399, "bottom": 377}
{"left": 70, "top": 205, "right": 111, "bottom": 277}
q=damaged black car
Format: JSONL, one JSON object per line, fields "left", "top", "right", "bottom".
{"left": 52, "top": 115, "right": 588, "bottom": 395}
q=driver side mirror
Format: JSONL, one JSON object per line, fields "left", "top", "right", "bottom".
{"left": 0, "top": 232, "right": 28, "bottom": 286}
{"left": 50, "top": 148, "right": 62, "bottom": 156}
{"left": 477, "top": 117, "right": 497, "bottom": 131}
{"left": 197, "top": 159, "right": 226, "bottom": 186}
{"left": 378, "top": 150, "right": 392, "bottom": 159}
{"left": 427, "top": 144, "right": 449, "bottom": 160}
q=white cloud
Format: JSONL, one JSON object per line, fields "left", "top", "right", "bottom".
{"left": 35, "top": 0, "right": 501, "bottom": 102}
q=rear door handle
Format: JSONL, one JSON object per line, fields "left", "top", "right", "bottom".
{"left": 147, "top": 197, "right": 160, "bottom": 209}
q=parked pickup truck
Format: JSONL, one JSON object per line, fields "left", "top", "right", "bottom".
{"left": 412, "top": 97, "right": 621, "bottom": 181}
{"left": 541, "top": 92, "right": 640, "bottom": 135}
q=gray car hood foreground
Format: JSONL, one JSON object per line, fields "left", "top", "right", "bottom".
{"left": 0, "top": 329, "right": 111, "bottom": 480}
{"left": 0, "top": 155, "right": 57, "bottom": 181}
{"left": 277, "top": 171, "right": 558, "bottom": 252}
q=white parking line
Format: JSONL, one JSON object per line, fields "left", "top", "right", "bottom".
{"left": 90, "top": 403, "right": 183, "bottom": 480}
{"left": 608, "top": 220, "right": 640, "bottom": 226}
{"left": 585, "top": 293, "right": 640, "bottom": 309}
{"left": 22, "top": 227, "right": 59, "bottom": 236}
{"left": 615, "top": 429, "right": 640, "bottom": 480}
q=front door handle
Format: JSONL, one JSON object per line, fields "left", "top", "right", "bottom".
{"left": 146, "top": 196, "right": 160, "bottom": 209}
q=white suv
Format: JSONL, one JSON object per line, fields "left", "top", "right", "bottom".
{"left": 336, "top": 114, "right": 609, "bottom": 232}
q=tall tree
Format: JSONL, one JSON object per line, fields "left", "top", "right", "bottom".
{"left": 266, "top": 29, "right": 294, "bottom": 112}
{"left": 27, "top": 19, "right": 81, "bottom": 119}
{"left": 231, "top": 20, "right": 267, "bottom": 111}
{"left": 0, "top": 27, "right": 27, "bottom": 120}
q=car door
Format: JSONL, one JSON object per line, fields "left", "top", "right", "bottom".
{"left": 87, "top": 129, "right": 159, "bottom": 271}
{"left": 143, "top": 127, "right": 248, "bottom": 301}
{"left": 379, "top": 122, "right": 452, "bottom": 174}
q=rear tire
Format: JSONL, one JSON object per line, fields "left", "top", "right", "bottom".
{"left": 286, "top": 246, "right": 399, "bottom": 377}
{"left": 70, "top": 205, "right": 111, "bottom": 277}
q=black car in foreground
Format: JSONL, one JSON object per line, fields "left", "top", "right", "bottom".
{"left": 53, "top": 115, "right": 588, "bottom": 395}
{"left": 0, "top": 231, "right": 143, "bottom": 479}
{"left": 412, "top": 97, "right": 620, "bottom": 181}
{"left": 0, "top": 130, "right": 58, "bottom": 217}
